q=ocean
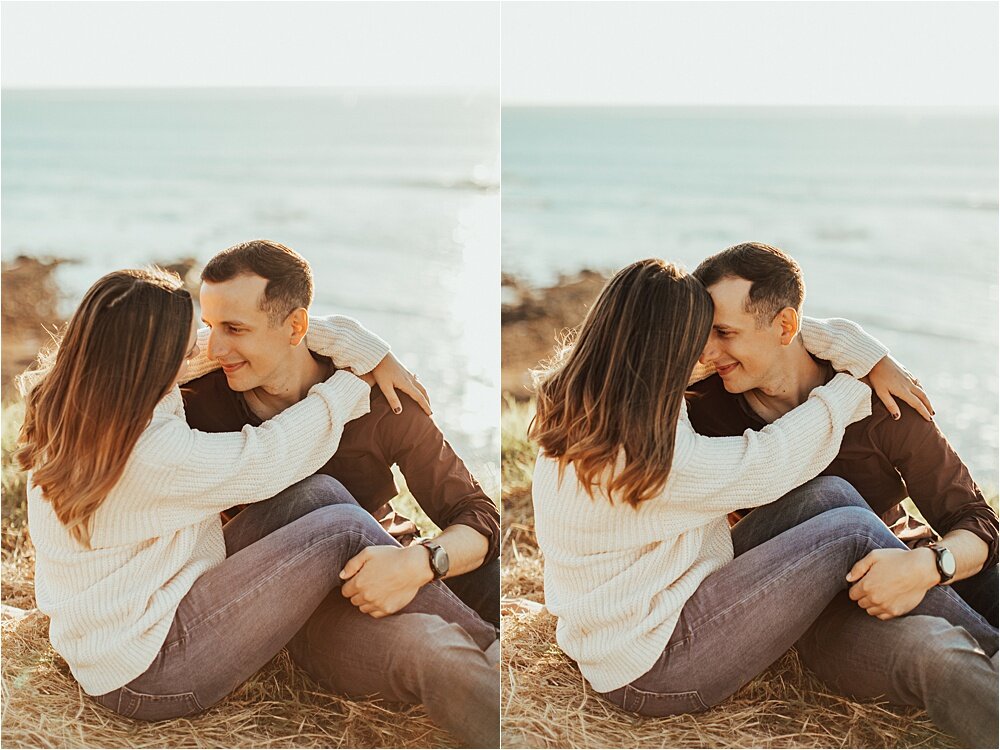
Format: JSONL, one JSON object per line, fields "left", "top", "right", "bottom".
{"left": 2, "top": 88, "right": 500, "bottom": 491}
{"left": 502, "top": 107, "right": 999, "bottom": 488}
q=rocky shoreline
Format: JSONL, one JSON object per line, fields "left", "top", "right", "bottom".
{"left": 1, "top": 256, "right": 202, "bottom": 391}
{"left": 500, "top": 270, "right": 607, "bottom": 400}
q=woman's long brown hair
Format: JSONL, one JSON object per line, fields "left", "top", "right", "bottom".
{"left": 16, "top": 268, "right": 193, "bottom": 547}
{"left": 531, "top": 259, "right": 714, "bottom": 508}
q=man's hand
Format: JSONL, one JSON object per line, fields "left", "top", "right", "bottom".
{"left": 369, "top": 353, "right": 431, "bottom": 416}
{"left": 867, "top": 355, "right": 933, "bottom": 421}
{"left": 846, "top": 547, "right": 939, "bottom": 619}
{"left": 339, "top": 545, "right": 434, "bottom": 618}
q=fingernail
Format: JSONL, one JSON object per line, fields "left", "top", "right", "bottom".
{"left": 893, "top": 412, "right": 900, "bottom": 420}
{"left": 393, "top": 406, "right": 402, "bottom": 414}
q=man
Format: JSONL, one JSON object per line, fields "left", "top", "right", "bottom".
{"left": 686, "top": 241, "right": 998, "bottom": 745}
{"left": 180, "top": 239, "right": 499, "bottom": 747}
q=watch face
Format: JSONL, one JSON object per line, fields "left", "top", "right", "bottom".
{"left": 432, "top": 546, "right": 450, "bottom": 575}
{"left": 940, "top": 548, "right": 957, "bottom": 577}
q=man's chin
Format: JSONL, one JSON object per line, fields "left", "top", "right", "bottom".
{"left": 222, "top": 372, "right": 256, "bottom": 392}
{"left": 720, "top": 376, "right": 751, "bottom": 395}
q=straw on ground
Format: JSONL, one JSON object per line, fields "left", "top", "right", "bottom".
{"left": 1, "top": 399, "right": 457, "bottom": 749}
{"left": 500, "top": 399, "right": 963, "bottom": 749}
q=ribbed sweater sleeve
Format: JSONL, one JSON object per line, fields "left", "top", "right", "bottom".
{"left": 182, "top": 314, "right": 390, "bottom": 383}
{"left": 669, "top": 374, "right": 872, "bottom": 513}
{"left": 304, "top": 315, "right": 391, "bottom": 374}
{"left": 800, "top": 316, "right": 888, "bottom": 377}
{"left": 88, "top": 371, "right": 371, "bottom": 548}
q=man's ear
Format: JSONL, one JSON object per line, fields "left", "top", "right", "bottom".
{"left": 288, "top": 308, "right": 310, "bottom": 345}
{"left": 777, "top": 307, "right": 799, "bottom": 346}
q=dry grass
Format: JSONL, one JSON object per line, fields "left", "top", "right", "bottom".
{"left": 501, "top": 609, "right": 953, "bottom": 749}
{"left": 499, "top": 400, "right": 961, "bottom": 750}
{"left": 1, "top": 522, "right": 456, "bottom": 750}
{"left": 0, "top": 403, "right": 456, "bottom": 749}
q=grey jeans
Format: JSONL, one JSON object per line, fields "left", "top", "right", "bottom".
{"left": 600, "top": 478, "right": 998, "bottom": 749}
{"left": 732, "top": 476, "right": 999, "bottom": 749}
{"left": 95, "top": 475, "right": 500, "bottom": 749}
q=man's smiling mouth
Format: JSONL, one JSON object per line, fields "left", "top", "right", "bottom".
{"left": 716, "top": 362, "right": 738, "bottom": 377}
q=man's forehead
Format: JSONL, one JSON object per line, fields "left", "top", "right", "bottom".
{"left": 200, "top": 274, "right": 268, "bottom": 320}
{"left": 706, "top": 277, "right": 754, "bottom": 324}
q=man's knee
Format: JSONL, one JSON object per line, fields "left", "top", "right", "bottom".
{"left": 309, "top": 502, "right": 381, "bottom": 537}
{"left": 820, "top": 504, "right": 891, "bottom": 539}
{"left": 269, "top": 475, "right": 360, "bottom": 520}
{"left": 293, "top": 474, "right": 357, "bottom": 505}
{"left": 797, "top": 476, "right": 868, "bottom": 510}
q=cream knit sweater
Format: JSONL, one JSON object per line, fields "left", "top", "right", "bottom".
{"left": 27, "top": 316, "right": 389, "bottom": 696}
{"left": 532, "top": 317, "right": 888, "bottom": 693}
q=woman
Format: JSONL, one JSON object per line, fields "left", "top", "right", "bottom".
{"left": 16, "top": 267, "right": 494, "bottom": 731}
{"left": 529, "top": 259, "right": 996, "bottom": 744}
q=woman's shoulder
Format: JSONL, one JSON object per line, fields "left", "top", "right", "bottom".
{"left": 670, "top": 403, "right": 698, "bottom": 470}
{"left": 130, "top": 389, "right": 196, "bottom": 466}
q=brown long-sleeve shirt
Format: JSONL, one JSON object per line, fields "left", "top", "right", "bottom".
{"left": 180, "top": 369, "right": 500, "bottom": 562}
{"left": 685, "top": 369, "right": 998, "bottom": 570}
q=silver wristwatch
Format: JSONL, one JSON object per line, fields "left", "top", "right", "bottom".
{"left": 927, "top": 541, "right": 956, "bottom": 585}
{"left": 419, "top": 539, "right": 450, "bottom": 580}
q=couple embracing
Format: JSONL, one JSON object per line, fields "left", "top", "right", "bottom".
{"left": 17, "top": 240, "right": 500, "bottom": 748}
{"left": 531, "top": 243, "right": 998, "bottom": 748}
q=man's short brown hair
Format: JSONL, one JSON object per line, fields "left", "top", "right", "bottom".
{"left": 693, "top": 242, "right": 805, "bottom": 326}
{"left": 202, "top": 239, "right": 314, "bottom": 325}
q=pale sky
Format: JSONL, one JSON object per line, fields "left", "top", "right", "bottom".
{"left": 3, "top": 2, "right": 997, "bottom": 102}
{"left": 502, "top": 1, "right": 999, "bottom": 106}
{"left": 1, "top": 1, "right": 499, "bottom": 90}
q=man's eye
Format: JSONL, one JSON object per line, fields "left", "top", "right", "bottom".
{"left": 227, "top": 326, "right": 242, "bottom": 334}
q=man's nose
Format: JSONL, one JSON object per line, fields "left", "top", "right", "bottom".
{"left": 205, "top": 331, "right": 225, "bottom": 361}
{"left": 699, "top": 340, "right": 718, "bottom": 366}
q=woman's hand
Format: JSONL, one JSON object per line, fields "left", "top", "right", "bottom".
{"left": 368, "top": 353, "right": 432, "bottom": 416}
{"left": 866, "top": 355, "right": 933, "bottom": 421}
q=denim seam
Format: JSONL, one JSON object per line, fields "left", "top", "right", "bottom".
{"left": 625, "top": 683, "right": 709, "bottom": 712}
{"left": 117, "top": 686, "right": 204, "bottom": 718}
{"left": 685, "top": 530, "right": 882, "bottom": 635}
{"left": 171, "top": 529, "right": 387, "bottom": 642}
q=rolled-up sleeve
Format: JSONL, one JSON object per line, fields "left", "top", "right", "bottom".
{"left": 379, "top": 394, "right": 500, "bottom": 562}
{"left": 889, "top": 406, "right": 998, "bottom": 570}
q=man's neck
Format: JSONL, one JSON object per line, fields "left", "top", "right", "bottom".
{"left": 246, "top": 347, "right": 331, "bottom": 421}
{"left": 745, "top": 338, "right": 828, "bottom": 423}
